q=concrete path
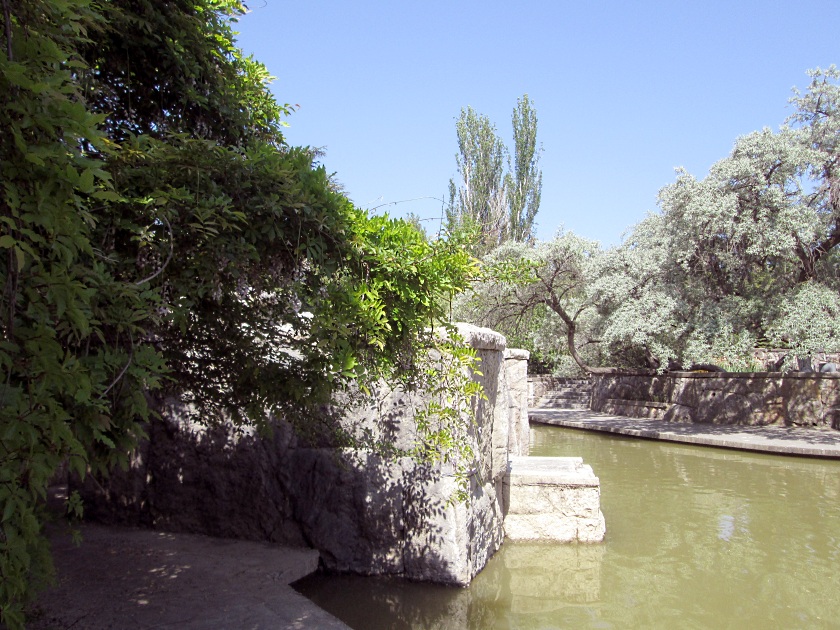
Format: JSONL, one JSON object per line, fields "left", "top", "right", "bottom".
{"left": 529, "top": 408, "right": 840, "bottom": 458}
{"left": 28, "top": 521, "right": 350, "bottom": 630}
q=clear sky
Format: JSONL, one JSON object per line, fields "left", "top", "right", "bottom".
{"left": 234, "top": 0, "right": 840, "bottom": 246}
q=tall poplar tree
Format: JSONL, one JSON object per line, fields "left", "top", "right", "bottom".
{"left": 446, "top": 95, "right": 542, "bottom": 253}
{"left": 506, "top": 94, "right": 542, "bottom": 243}
{"left": 446, "top": 107, "right": 507, "bottom": 254}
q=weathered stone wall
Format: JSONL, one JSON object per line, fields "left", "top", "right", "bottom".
{"left": 77, "top": 324, "right": 530, "bottom": 585}
{"left": 591, "top": 371, "right": 840, "bottom": 429}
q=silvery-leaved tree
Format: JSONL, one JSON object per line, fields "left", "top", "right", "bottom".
{"left": 455, "top": 232, "right": 605, "bottom": 374}
{"left": 596, "top": 66, "right": 840, "bottom": 369}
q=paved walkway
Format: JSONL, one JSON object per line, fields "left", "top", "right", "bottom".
{"left": 29, "top": 520, "right": 350, "bottom": 630}
{"left": 529, "top": 408, "right": 840, "bottom": 458}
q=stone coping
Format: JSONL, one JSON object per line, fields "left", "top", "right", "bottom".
{"left": 504, "top": 348, "right": 530, "bottom": 360}
{"left": 507, "top": 456, "right": 600, "bottom": 486}
{"left": 607, "top": 398, "right": 667, "bottom": 409}
{"left": 593, "top": 370, "right": 840, "bottom": 380}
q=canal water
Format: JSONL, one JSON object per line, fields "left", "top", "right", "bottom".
{"left": 294, "top": 424, "right": 840, "bottom": 629}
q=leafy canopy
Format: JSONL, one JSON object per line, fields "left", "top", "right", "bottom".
{"left": 0, "top": 1, "right": 477, "bottom": 625}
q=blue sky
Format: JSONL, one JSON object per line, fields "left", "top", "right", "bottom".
{"left": 234, "top": 1, "right": 840, "bottom": 246}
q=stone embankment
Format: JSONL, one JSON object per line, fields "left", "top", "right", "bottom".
{"left": 529, "top": 372, "right": 840, "bottom": 458}
{"left": 590, "top": 371, "right": 840, "bottom": 429}
{"left": 75, "top": 324, "right": 535, "bottom": 586}
{"left": 30, "top": 327, "right": 611, "bottom": 627}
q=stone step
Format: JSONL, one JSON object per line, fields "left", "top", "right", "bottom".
{"left": 537, "top": 402, "right": 590, "bottom": 410}
{"left": 535, "top": 385, "right": 592, "bottom": 410}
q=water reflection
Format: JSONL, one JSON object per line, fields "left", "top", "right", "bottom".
{"left": 295, "top": 426, "right": 840, "bottom": 629}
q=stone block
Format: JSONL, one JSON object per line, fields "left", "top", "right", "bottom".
{"left": 504, "top": 456, "right": 606, "bottom": 543}
{"left": 505, "top": 349, "right": 530, "bottom": 457}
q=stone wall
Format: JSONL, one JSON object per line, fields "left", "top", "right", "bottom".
{"left": 77, "top": 324, "right": 530, "bottom": 586}
{"left": 591, "top": 371, "right": 840, "bottom": 429}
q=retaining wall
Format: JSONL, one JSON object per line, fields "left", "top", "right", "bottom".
{"left": 76, "top": 324, "right": 531, "bottom": 586}
{"left": 591, "top": 371, "right": 840, "bottom": 429}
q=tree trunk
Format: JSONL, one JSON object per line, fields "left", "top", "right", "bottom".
{"left": 547, "top": 296, "right": 604, "bottom": 375}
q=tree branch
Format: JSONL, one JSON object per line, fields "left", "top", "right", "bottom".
{"left": 135, "top": 217, "right": 173, "bottom": 286}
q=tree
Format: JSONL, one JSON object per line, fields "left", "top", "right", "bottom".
{"left": 594, "top": 67, "right": 840, "bottom": 370}
{"left": 456, "top": 232, "right": 604, "bottom": 374}
{"left": 446, "top": 95, "right": 543, "bottom": 253}
{"left": 0, "top": 1, "right": 477, "bottom": 625}
{"left": 446, "top": 106, "right": 508, "bottom": 253}
{"left": 505, "top": 94, "right": 542, "bottom": 243}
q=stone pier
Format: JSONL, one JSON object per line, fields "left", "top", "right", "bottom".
{"left": 503, "top": 456, "right": 606, "bottom": 543}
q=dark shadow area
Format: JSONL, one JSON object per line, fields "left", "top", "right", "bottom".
{"left": 71, "top": 392, "right": 482, "bottom": 587}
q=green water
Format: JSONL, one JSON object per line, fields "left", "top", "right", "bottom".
{"left": 294, "top": 425, "right": 840, "bottom": 629}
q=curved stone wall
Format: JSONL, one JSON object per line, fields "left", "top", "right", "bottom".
{"left": 591, "top": 371, "right": 840, "bottom": 429}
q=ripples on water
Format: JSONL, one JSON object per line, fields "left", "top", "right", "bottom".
{"left": 294, "top": 425, "right": 840, "bottom": 629}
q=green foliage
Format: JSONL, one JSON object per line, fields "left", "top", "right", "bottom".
{"left": 455, "top": 232, "right": 603, "bottom": 373}
{"left": 1, "top": 0, "right": 157, "bottom": 622}
{"left": 446, "top": 95, "right": 543, "bottom": 254}
{"left": 0, "top": 0, "right": 479, "bottom": 625}
{"left": 405, "top": 331, "right": 486, "bottom": 504}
